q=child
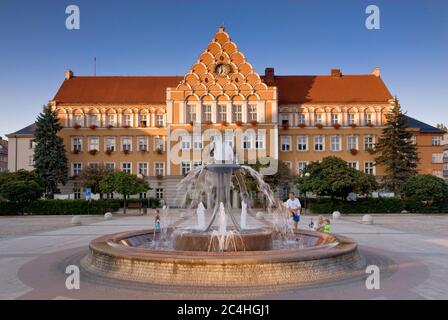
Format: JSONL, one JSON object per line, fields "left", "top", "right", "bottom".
{"left": 323, "top": 218, "right": 332, "bottom": 233}
{"left": 154, "top": 209, "right": 161, "bottom": 230}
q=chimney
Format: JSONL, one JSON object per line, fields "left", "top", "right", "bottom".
{"left": 65, "top": 68, "right": 73, "bottom": 80}
{"left": 371, "top": 67, "right": 381, "bottom": 77}
{"left": 331, "top": 69, "right": 342, "bottom": 77}
{"left": 264, "top": 67, "right": 275, "bottom": 85}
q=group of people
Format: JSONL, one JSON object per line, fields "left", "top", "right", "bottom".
{"left": 285, "top": 191, "right": 331, "bottom": 233}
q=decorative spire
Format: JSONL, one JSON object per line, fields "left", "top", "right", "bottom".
{"left": 219, "top": 24, "right": 225, "bottom": 32}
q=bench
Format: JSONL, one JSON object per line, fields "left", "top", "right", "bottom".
{"left": 127, "top": 202, "right": 142, "bottom": 214}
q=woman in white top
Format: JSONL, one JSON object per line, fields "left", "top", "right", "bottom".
{"left": 285, "top": 192, "right": 301, "bottom": 230}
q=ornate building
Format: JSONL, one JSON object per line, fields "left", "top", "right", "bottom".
{"left": 40, "top": 27, "right": 444, "bottom": 203}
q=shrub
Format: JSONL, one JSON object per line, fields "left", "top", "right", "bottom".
{"left": 0, "top": 181, "right": 44, "bottom": 213}
{"left": 401, "top": 175, "right": 448, "bottom": 203}
{"left": 0, "top": 199, "right": 120, "bottom": 216}
{"left": 305, "top": 197, "right": 448, "bottom": 214}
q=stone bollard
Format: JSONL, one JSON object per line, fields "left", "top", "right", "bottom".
{"left": 401, "top": 210, "right": 409, "bottom": 214}
{"left": 332, "top": 211, "right": 341, "bottom": 219}
{"left": 361, "top": 214, "right": 373, "bottom": 225}
{"left": 256, "top": 211, "right": 264, "bottom": 220}
{"left": 71, "top": 215, "right": 82, "bottom": 225}
{"left": 104, "top": 212, "right": 113, "bottom": 220}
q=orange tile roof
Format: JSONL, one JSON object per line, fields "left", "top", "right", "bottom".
{"left": 264, "top": 75, "right": 393, "bottom": 103}
{"left": 53, "top": 76, "right": 183, "bottom": 104}
{"left": 53, "top": 74, "right": 392, "bottom": 104}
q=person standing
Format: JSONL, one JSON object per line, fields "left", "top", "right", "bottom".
{"left": 285, "top": 192, "right": 302, "bottom": 230}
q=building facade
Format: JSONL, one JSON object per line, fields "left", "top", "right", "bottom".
{"left": 0, "top": 137, "right": 8, "bottom": 173}
{"left": 7, "top": 28, "right": 445, "bottom": 202}
{"left": 6, "top": 124, "right": 36, "bottom": 172}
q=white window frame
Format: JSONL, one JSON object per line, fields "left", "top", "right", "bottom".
{"left": 313, "top": 135, "right": 325, "bottom": 151}
{"left": 71, "top": 136, "right": 83, "bottom": 152}
{"left": 88, "top": 136, "right": 99, "bottom": 151}
{"left": 232, "top": 104, "right": 242, "bottom": 122}
{"left": 364, "top": 162, "right": 376, "bottom": 175}
{"left": 121, "top": 136, "right": 132, "bottom": 152}
{"left": 281, "top": 136, "right": 291, "bottom": 152}
{"left": 72, "top": 162, "right": 82, "bottom": 176}
{"left": 297, "top": 135, "right": 308, "bottom": 151}
{"left": 138, "top": 162, "right": 149, "bottom": 176}
{"left": 202, "top": 104, "right": 212, "bottom": 122}
{"left": 137, "top": 136, "right": 148, "bottom": 152}
{"left": 104, "top": 136, "right": 116, "bottom": 152}
{"left": 347, "top": 135, "right": 358, "bottom": 150}
{"left": 296, "top": 161, "right": 308, "bottom": 175}
{"left": 248, "top": 104, "right": 257, "bottom": 121}
{"left": 330, "top": 135, "right": 341, "bottom": 151}
{"left": 154, "top": 162, "right": 165, "bottom": 176}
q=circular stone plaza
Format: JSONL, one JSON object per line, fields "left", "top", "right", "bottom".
{"left": 1, "top": 210, "right": 448, "bottom": 300}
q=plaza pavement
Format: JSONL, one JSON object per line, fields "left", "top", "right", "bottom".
{"left": 0, "top": 210, "right": 447, "bottom": 299}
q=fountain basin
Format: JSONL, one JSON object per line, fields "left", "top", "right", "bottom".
{"left": 173, "top": 228, "right": 272, "bottom": 251}
{"left": 81, "top": 229, "right": 365, "bottom": 288}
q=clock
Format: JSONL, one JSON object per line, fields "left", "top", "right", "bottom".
{"left": 214, "top": 63, "right": 232, "bottom": 77}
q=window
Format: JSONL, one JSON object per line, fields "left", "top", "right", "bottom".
{"left": 348, "top": 113, "right": 356, "bottom": 125}
{"left": 28, "top": 156, "right": 34, "bottom": 166}
{"left": 73, "top": 115, "right": 84, "bottom": 126}
{"left": 297, "top": 135, "right": 308, "bottom": 151}
{"left": 90, "top": 114, "right": 99, "bottom": 126}
{"left": 139, "top": 192, "right": 147, "bottom": 199}
{"left": 156, "top": 114, "right": 164, "bottom": 127}
{"left": 364, "top": 162, "right": 375, "bottom": 175}
{"left": 432, "top": 153, "right": 443, "bottom": 164}
{"left": 107, "top": 115, "right": 115, "bottom": 127}
{"left": 71, "top": 137, "right": 82, "bottom": 152}
{"left": 122, "top": 162, "right": 131, "bottom": 173}
{"left": 139, "top": 115, "right": 148, "bottom": 127}
{"left": 297, "top": 161, "right": 308, "bottom": 175}
{"left": 123, "top": 114, "right": 132, "bottom": 127}
{"left": 248, "top": 104, "right": 257, "bottom": 121}
{"left": 193, "top": 135, "right": 202, "bottom": 149}
{"left": 154, "top": 137, "right": 164, "bottom": 151}
{"left": 410, "top": 135, "right": 417, "bottom": 145}
{"left": 104, "top": 162, "right": 115, "bottom": 172}
{"left": 331, "top": 113, "right": 339, "bottom": 125}
{"left": 193, "top": 161, "right": 203, "bottom": 168}
{"left": 72, "top": 163, "right": 82, "bottom": 176}
{"left": 104, "top": 137, "right": 115, "bottom": 152}
{"left": 280, "top": 114, "right": 290, "bottom": 126}
{"left": 218, "top": 104, "right": 227, "bottom": 122}
{"left": 284, "top": 161, "right": 292, "bottom": 170}
{"left": 365, "top": 113, "right": 373, "bottom": 126}
{"left": 432, "top": 136, "right": 442, "bottom": 146}
{"left": 242, "top": 134, "right": 252, "bottom": 150}
{"left": 121, "top": 136, "right": 132, "bottom": 152}
{"left": 232, "top": 104, "right": 242, "bottom": 122}
{"left": 88, "top": 137, "right": 99, "bottom": 151}
{"left": 155, "top": 162, "right": 165, "bottom": 176}
{"left": 298, "top": 114, "right": 306, "bottom": 125}
{"left": 314, "top": 135, "right": 324, "bottom": 151}
{"left": 105, "top": 192, "right": 114, "bottom": 199}
{"left": 73, "top": 188, "right": 81, "bottom": 199}
{"left": 186, "top": 104, "right": 196, "bottom": 123}
{"left": 137, "top": 136, "right": 148, "bottom": 152}
{"left": 347, "top": 135, "right": 358, "bottom": 150}
{"left": 433, "top": 170, "right": 443, "bottom": 178}
{"left": 347, "top": 162, "right": 358, "bottom": 170}
{"left": 255, "top": 133, "right": 265, "bottom": 149}
{"left": 364, "top": 135, "right": 375, "bottom": 150}
{"left": 202, "top": 104, "right": 212, "bottom": 122}
{"left": 314, "top": 113, "right": 323, "bottom": 125}
{"left": 281, "top": 136, "right": 291, "bottom": 152}
{"left": 181, "top": 134, "right": 191, "bottom": 150}
{"left": 155, "top": 188, "right": 164, "bottom": 199}
{"left": 88, "top": 162, "right": 99, "bottom": 169}
{"left": 181, "top": 161, "right": 192, "bottom": 175}
{"left": 138, "top": 162, "right": 148, "bottom": 176}
{"left": 331, "top": 135, "right": 341, "bottom": 151}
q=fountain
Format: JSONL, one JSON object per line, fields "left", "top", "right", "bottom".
{"left": 82, "top": 138, "right": 365, "bottom": 288}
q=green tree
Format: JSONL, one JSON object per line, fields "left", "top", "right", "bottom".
{"left": 297, "top": 156, "right": 378, "bottom": 200}
{"left": 99, "top": 172, "right": 149, "bottom": 214}
{"left": 373, "top": 97, "right": 419, "bottom": 194}
{"left": 0, "top": 170, "right": 43, "bottom": 188}
{"left": 0, "top": 181, "right": 44, "bottom": 213}
{"left": 80, "top": 165, "right": 113, "bottom": 199}
{"left": 33, "top": 105, "right": 68, "bottom": 197}
{"left": 401, "top": 175, "right": 448, "bottom": 203}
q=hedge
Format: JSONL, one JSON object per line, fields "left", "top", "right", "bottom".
{"left": 120, "top": 198, "right": 161, "bottom": 209}
{"left": 305, "top": 197, "right": 448, "bottom": 214}
{"left": 0, "top": 199, "right": 121, "bottom": 216}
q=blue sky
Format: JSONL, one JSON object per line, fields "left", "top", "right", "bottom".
{"left": 0, "top": 0, "right": 447, "bottom": 137}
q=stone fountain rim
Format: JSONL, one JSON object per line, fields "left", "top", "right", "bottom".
{"left": 88, "top": 229, "right": 357, "bottom": 265}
